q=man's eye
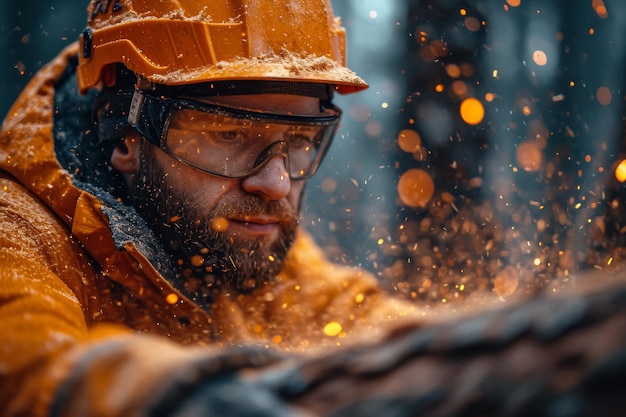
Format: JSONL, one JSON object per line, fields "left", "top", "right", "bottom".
{"left": 217, "top": 130, "right": 247, "bottom": 142}
{"left": 288, "top": 133, "right": 315, "bottom": 148}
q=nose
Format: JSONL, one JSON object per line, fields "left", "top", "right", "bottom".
{"left": 241, "top": 155, "right": 291, "bottom": 201}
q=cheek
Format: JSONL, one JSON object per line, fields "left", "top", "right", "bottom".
{"left": 158, "top": 157, "right": 234, "bottom": 203}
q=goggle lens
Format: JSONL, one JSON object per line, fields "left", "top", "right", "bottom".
{"left": 128, "top": 91, "right": 340, "bottom": 180}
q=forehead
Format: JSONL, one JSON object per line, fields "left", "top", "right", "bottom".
{"left": 197, "top": 94, "right": 321, "bottom": 116}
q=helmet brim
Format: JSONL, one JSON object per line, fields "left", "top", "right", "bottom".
{"left": 146, "top": 54, "right": 368, "bottom": 95}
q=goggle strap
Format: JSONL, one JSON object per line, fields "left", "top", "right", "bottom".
{"left": 128, "top": 91, "right": 174, "bottom": 146}
{"left": 137, "top": 80, "right": 334, "bottom": 101}
{"left": 128, "top": 90, "right": 144, "bottom": 126}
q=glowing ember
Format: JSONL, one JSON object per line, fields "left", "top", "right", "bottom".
{"left": 398, "top": 169, "right": 435, "bottom": 208}
{"left": 494, "top": 266, "right": 519, "bottom": 297}
{"left": 211, "top": 217, "right": 228, "bottom": 232}
{"left": 459, "top": 97, "right": 485, "bottom": 125}
{"left": 323, "top": 321, "right": 343, "bottom": 337}
{"left": 190, "top": 255, "right": 204, "bottom": 268}
{"left": 165, "top": 293, "right": 179, "bottom": 305}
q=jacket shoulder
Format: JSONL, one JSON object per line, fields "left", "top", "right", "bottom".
{"left": 0, "top": 175, "right": 96, "bottom": 307}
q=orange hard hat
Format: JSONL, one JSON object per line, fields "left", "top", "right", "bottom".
{"left": 77, "top": 0, "right": 368, "bottom": 95}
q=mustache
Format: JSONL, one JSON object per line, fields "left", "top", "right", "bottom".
{"left": 211, "top": 197, "right": 299, "bottom": 223}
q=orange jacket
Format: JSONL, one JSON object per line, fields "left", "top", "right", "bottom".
{"left": 0, "top": 43, "right": 417, "bottom": 416}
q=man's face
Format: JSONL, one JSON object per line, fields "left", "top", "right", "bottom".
{"left": 128, "top": 94, "right": 319, "bottom": 296}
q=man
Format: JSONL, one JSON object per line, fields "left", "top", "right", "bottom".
{"left": 0, "top": 0, "right": 418, "bottom": 415}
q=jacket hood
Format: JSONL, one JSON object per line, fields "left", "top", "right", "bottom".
{"left": 1, "top": 44, "right": 86, "bottom": 226}
{"left": 0, "top": 43, "right": 195, "bottom": 308}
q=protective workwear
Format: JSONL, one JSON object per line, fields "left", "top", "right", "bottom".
{"left": 0, "top": 43, "right": 415, "bottom": 417}
{"left": 77, "top": 0, "right": 368, "bottom": 94}
{"left": 128, "top": 90, "right": 341, "bottom": 179}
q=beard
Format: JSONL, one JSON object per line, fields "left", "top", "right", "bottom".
{"left": 130, "top": 143, "right": 299, "bottom": 298}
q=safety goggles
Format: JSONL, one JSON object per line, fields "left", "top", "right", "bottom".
{"left": 127, "top": 90, "right": 341, "bottom": 180}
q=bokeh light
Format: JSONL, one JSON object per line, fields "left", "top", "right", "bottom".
{"left": 596, "top": 86, "right": 612, "bottom": 106}
{"left": 397, "top": 169, "right": 435, "bottom": 208}
{"left": 494, "top": 266, "right": 519, "bottom": 297}
{"left": 459, "top": 97, "right": 485, "bottom": 125}
{"left": 532, "top": 50, "right": 548, "bottom": 66}
{"left": 397, "top": 129, "right": 422, "bottom": 153}
{"left": 516, "top": 140, "right": 543, "bottom": 172}
{"left": 615, "top": 160, "right": 626, "bottom": 183}
{"left": 593, "top": 0, "right": 609, "bottom": 19}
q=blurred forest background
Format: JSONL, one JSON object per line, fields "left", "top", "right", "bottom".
{"left": 2, "top": 0, "right": 625, "bottom": 306}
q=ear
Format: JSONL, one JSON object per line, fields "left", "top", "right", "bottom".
{"left": 110, "top": 133, "right": 141, "bottom": 174}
